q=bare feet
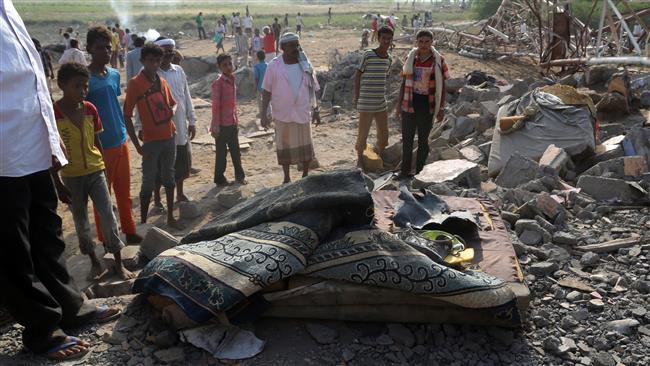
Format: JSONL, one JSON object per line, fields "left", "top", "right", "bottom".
{"left": 87, "top": 261, "right": 106, "bottom": 281}
{"left": 236, "top": 178, "right": 248, "bottom": 185}
{"left": 177, "top": 194, "right": 189, "bottom": 203}
{"left": 114, "top": 265, "right": 136, "bottom": 280}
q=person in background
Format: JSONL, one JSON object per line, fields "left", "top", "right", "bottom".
{"left": 85, "top": 26, "right": 142, "bottom": 245}
{"left": 360, "top": 29, "right": 369, "bottom": 49}
{"left": 328, "top": 7, "right": 332, "bottom": 25}
{"left": 123, "top": 28, "right": 133, "bottom": 50}
{"left": 283, "top": 13, "right": 289, "bottom": 30}
{"left": 109, "top": 27, "right": 119, "bottom": 68}
{"left": 1, "top": 3, "right": 121, "bottom": 360}
{"left": 126, "top": 36, "right": 145, "bottom": 82}
{"left": 114, "top": 24, "right": 125, "bottom": 68}
{"left": 260, "top": 33, "right": 321, "bottom": 184}
{"left": 296, "top": 12, "right": 303, "bottom": 36}
{"left": 58, "top": 39, "right": 87, "bottom": 66}
{"left": 272, "top": 17, "right": 282, "bottom": 53}
{"left": 233, "top": 12, "right": 241, "bottom": 34}
{"left": 262, "top": 26, "right": 276, "bottom": 62}
{"left": 195, "top": 12, "right": 206, "bottom": 40}
{"left": 210, "top": 53, "right": 247, "bottom": 186}
{"left": 221, "top": 14, "right": 228, "bottom": 36}
{"left": 251, "top": 28, "right": 263, "bottom": 62}
{"left": 234, "top": 26, "right": 249, "bottom": 68}
{"left": 243, "top": 13, "right": 254, "bottom": 36}
{"left": 253, "top": 50, "right": 269, "bottom": 121}
{"left": 32, "top": 37, "right": 55, "bottom": 81}
{"left": 396, "top": 30, "right": 449, "bottom": 178}
{"left": 62, "top": 31, "right": 71, "bottom": 49}
{"left": 51, "top": 63, "right": 133, "bottom": 281}
{"left": 354, "top": 26, "right": 393, "bottom": 170}
{"left": 371, "top": 15, "right": 379, "bottom": 43}
{"left": 123, "top": 43, "right": 182, "bottom": 230}
{"left": 214, "top": 20, "right": 226, "bottom": 53}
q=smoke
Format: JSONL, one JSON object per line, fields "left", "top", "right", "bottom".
{"left": 109, "top": 0, "right": 181, "bottom": 28}
{"left": 109, "top": 0, "right": 132, "bottom": 27}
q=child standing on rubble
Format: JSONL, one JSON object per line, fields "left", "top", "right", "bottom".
{"left": 211, "top": 54, "right": 247, "bottom": 186}
{"left": 51, "top": 63, "right": 134, "bottom": 281}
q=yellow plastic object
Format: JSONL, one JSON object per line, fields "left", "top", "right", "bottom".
{"left": 444, "top": 248, "right": 475, "bottom": 265}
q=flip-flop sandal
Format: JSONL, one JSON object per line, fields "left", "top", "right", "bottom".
{"left": 91, "top": 305, "right": 121, "bottom": 324}
{"left": 45, "top": 336, "right": 89, "bottom": 361}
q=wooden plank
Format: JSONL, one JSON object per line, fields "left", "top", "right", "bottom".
{"left": 246, "top": 130, "right": 274, "bottom": 138}
{"left": 575, "top": 235, "right": 641, "bottom": 253}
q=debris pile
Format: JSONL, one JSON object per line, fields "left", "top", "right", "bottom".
{"left": 182, "top": 56, "right": 256, "bottom": 100}
{"left": 317, "top": 50, "right": 403, "bottom": 110}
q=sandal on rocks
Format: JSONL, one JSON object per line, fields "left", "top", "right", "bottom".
{"left": 45, "top": 336, "right": 89, "bottom": 361}
{"left": 90, "top": 305, "right": 121, "bottom": 324}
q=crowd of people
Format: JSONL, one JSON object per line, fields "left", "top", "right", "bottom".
{"left": 1, "top": 0, "right": 452, "bottom": 361}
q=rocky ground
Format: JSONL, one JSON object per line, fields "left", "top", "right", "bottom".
{"left": 1, "top": 29, "right": 650, "bottom": 366}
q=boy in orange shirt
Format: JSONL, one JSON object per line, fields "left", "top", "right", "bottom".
{"left": 123, "top": 44, "right": 183, "bottom": 230}
{"left": 51, "top": 63, "right": 133, "bottom": 280}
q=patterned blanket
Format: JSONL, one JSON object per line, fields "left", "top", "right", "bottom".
{"left": 133, "top": 170, "right": 519, "bottom": 324}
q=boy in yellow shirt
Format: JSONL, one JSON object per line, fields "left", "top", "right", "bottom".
{"left": 50, "top": 63, "right": 134, "bottom": 281}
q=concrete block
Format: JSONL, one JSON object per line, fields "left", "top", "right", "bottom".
{"left": 480, "top": 100, "right": 499, "bottom": 118}
{"left": 414, "top": 159, "right": 481, "bottom": 189}
{"left": 140, "top": 227, "right": 179, "bottom": 260}
{"left": 449, "top": 116, "right": 476, "bottom": 139}
{"left": 539, "top": 144, "right": 570, "bottom": 172}
{"left": 102, "top": 245, "right": 141, "bottom": 271}
{"left": 459, "top": 145, "right": 485, "bottom": 164}
{"left": 576, "top": 175, "right": 646, "bottom": 203}
{"left": 495, "top": 153, "right": 540, "bottom": 188}
{"left": 361, "top": 144, "right": 383, "bottom": 172}
{"left": 624, "top": 156, "right": 648, "bottom": 177}
{"left": 216, "top": 187, "right": 245, "bottom": 209}
{"left": 381, "top": 141, "right": 402, "bottom": 165}
{"left": 179, "top": 201, "right": 202, "bottom": 220}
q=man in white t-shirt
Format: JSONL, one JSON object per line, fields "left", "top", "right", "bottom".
{"left": 243, "top": 14, "right": 253, "bottom": 36}
{"left": 295, "top": 12, "right": 303, "bottom": 36}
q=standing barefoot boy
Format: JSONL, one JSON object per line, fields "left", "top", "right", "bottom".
{"left": 51, "top": 63, "right": 134, "bottom": 280}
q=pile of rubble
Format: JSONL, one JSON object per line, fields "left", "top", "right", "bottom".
{"left": 317, "top": 51, "right": 403, "bottom": 110}
{"left": 181, "top": 55, "right": 256, "bottom": 100}
{"left": 360, "top": 65, "right": 648, "bottom": 365}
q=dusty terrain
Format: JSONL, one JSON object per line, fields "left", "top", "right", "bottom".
{"left": 2, "top": 14, "right": 650, "bottom": 366}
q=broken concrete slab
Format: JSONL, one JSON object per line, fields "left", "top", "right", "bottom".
{"left": 460, "top": 145, "right": 485, "bottom": 164}
{"left": 216, "top": 187, "right": 246, "bottom": 209}
{"left": 413, "top": 159, "right": 481, "bottom": 189}
{"left": 449, "top": 116, "right": 476, "bottom": 139}
{"left": 514, "top": 219, "right": 552, "bottom": 244}
{"left": 539, "top": 144, "right": 571, "bottom": 174}
{"left": 480, "top": 100, "right": 499, "bottom": 118}
{"left": 179, "top": 201, "right": 202, "bottom": 220}
{"left": 495, "top": 153, "right": 540, "bottom": 188}
{"left": 576, "top": 176, "right": 647, "bottom": 203}
{"left": 381, "top": 141, "right": 402, "bottom": 166}
{"left": 140, "top": 227, "right": 179, "bottom": 260}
